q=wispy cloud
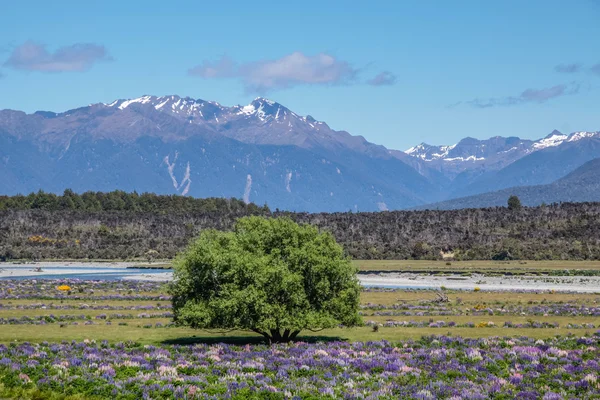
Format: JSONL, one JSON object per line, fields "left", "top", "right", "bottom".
{"left": 190, "top": 56, "right": 236, "bottom": 79}
{"left": 189, "top": 52, "right": 359, "bottom": 92}
{"left": 466, "top": 83, "right": 580, "bottom": 108}
{"left": 445, "top": 101, "right": 463, "bottom": 109}
{"left": 555, "top": 63, "right": 582, "bottom": 73}
{"left": 554, "top": 62, "right": 600, "bottom": 77}
{"left": 3, "top": 41, "right": 111, "bottom": 72}
{"left": 367, "top": 71, "right": 397, "bottom": 86}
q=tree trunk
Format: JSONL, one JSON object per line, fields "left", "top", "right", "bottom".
{"left": 251, "top": 329, "right": 272, "bottom": 344}
{"left": 289, "top": 330, "right": 301, "bottom": 340}
{"left": 270, "top": 329, "right": 282, "bottom": 343}
{"left": 252, "top": 329, "right": 303, "bottom": 344}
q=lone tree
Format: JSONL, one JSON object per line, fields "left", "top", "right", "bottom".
{"left": 169, "top": 216, "right": 362, "bottom": 343}
{"left": 507, "top": 195, "right": 522, "bottom": 210}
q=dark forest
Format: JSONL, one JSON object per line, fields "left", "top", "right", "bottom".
{"left": 1, "top": 190, "right": 599, "bottom": 261}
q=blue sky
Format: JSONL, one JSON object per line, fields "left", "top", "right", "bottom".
{"left": 1, "top": 0, "right": 599, "bottom": 150}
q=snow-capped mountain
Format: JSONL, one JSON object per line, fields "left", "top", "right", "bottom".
{"left": 108, "top": 95, "right": 295, "bottom": 127}
{"left": 1, "top": 94, "right": 599, "bottom": 211}
{"left": 100, "top": 95, "right": 390, "bottom": 155}
{"left": 0, "top": 95, "right": 438, "bottom": 212}
{"left": 532, "top": 130, "right": 600, "bottom": 149}
{"left": 402, "top": 130, "right": 600, "bottom": 179}
{"left": 405, "top": 130, "right": 599, "bottom": 164}
{"left": 405, "top": 143, "right": 459, "bottom": 161}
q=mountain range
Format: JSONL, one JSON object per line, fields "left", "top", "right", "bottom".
{"left": 416, "top": 158, "right": 600, "bottom": 210}
{"left": 1, "top": 94, "right": 599, "bottom": 212}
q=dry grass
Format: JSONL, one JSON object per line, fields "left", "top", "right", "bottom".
{"left": 0, "top": 287, "right": 597, "bottom": 344}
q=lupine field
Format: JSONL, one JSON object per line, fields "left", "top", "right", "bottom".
{"left": 0, "top": 279, "right": 599, "bottom": 399}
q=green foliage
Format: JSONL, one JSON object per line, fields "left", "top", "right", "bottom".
{"left": 0, "top": 189, "right": 270, "bottom": 214}
{"left": 2, "top": 193, "right": 600, "bottom": 261}
{"left": 169, "top": 216, "right": 362, "bottom": 343}
{"left": 507, "top": 195, "right": 522, "bottom": 210}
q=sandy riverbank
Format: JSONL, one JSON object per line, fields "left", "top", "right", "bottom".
{"left": 123, "top": 270, "right": 600, "bottom": 292}
{"left": 359, "top": 273, "right": 600, "bottom": 293}
{"left": 2, "top": 262, "right": 599, "bottom": 293}
{"left": 122, "top": 272, "right": 174, "bottom": 281}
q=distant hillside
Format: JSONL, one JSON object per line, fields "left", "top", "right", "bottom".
{"left": 2, "top": 196, "right": 600, "bottom": 261}
{"left": 453, "top": 137, "right": 600, "bottom": 198}
{"left": 419, "top": 158, "right": 600, "bottom": 210}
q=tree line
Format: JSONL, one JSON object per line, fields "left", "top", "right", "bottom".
{"left": 1, "top": 191, "right": 599, "bottom": 261}
{"left": 0, "top": 189, "right": 270, "bottom": 214}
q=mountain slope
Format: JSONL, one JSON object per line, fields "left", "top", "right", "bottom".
{"left": 457, "top": 134, "right": 600, "bottom": 197}
{"left": 418, "top": 158, "right": 600, "bottom": 210}
{"left": 0, "top": 95, "right": 441, "bottom": 212}
{"left": 2, "top": 94, "right": 599, "bottom": 211}
{"left": 402, "top": 130, "right": 600, "bottom": 197}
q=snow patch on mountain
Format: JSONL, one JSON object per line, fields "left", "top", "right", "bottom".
{"left": 405, "top": 143, "right": 457, "bottom": 161}
{"left": 568, "top": 131, "right": 598, "bottom": 142}
{"left": 533, "top": 133, "right": 569, "bottom": 150}
{"left": 155, "top": 98, "right": 169, "bottom": 110}
{"left": 433, "top": 145, "right": 457, "bottom": 159}
{"left": 444, "top": 156, "right": 485, "bottom": 162}
{"left": 377, "top": 202, "right": 388, "bottom": 211}
{"left": 255, "top": 97, "right": 275, "bottom": 106}
{"left": 180, "top": 163, "right": 192, "bottom": 196}
{"left": 285, "top": 172, "right": 292, "bottom": 193}
{"left": 163, "top": 153, "right": 179, "bottom": 189}
{"left": 243, "top": 174, "right": 252, "bottom": 204}
{"left": 499, "top": 147, "right": 518, "bottom": 154}
{"left": 118, "top": 96, "right": 153, "bottom": 110}
{"left": 405, "top": 131, "right": 599, "bottom": 165}
{"left": 163, "top": 153, "right": 192, "bottom": 195}
{"left": 240, "top": 104, "right": 256, "bottom": 115}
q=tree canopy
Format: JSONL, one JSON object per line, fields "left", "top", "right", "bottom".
{"left": 169, "top": 216, "right": 362, "bottom": 343}
{"left": 508, "top": 195, "right": 522, "bottom": 210}
{"left": 0, "top": 189, "right": 269, "bottom": 214}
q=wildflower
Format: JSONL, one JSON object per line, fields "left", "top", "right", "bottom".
{"left": 157, "top": 365, "right": 178, "bottom": 377}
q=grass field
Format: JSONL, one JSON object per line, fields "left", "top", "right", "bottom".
{"left": 1, "top": 279, "right": 598, "bottom": 345}
{"left": 0, "top": 277, "right": 598, "bottom": 399}
{"left": 0, "top": 260, "right": 598, "bottom": 344}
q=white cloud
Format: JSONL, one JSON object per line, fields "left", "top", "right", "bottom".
{"left": 189, "top": 52, "right": 358, "bottom": 92}
{"left": 4, "top": 41, "right": 111, "bottom": 72}
{"left": 467, "top": 83, "right": 580, "bottom": 108}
